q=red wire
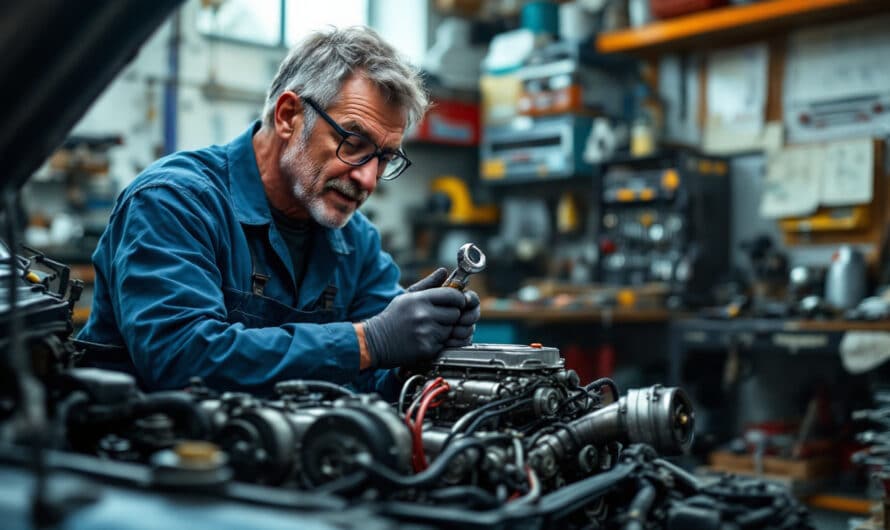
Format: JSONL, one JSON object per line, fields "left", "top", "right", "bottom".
{"left": 509, "top": 465, "right": 536, "bottom": 502}
{"left": 406, "top": 377, "right": 444, "bottom": 423}
{"left": 412, "top": 384, "right": 450, "bottom": 471}
{"left": 404, "top": 377, "right": 449, "bottom": 472}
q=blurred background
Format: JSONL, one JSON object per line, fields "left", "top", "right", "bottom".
{"left": 20, "top": 1, "right": 890, "bottom": 527}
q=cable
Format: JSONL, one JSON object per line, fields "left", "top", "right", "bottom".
{"left": 654, "top": 458, "right": 701, "bottom": 493}
{"left": 410, "top": 382, "right": 450, "bottom": 472}
{"left": 554, "top": 386, "right": 599, "bottom": 416}
{"left": 512, "top": 437, "right": 525, "bottom": 471}
{"left": 622, "top": 479, "right": 656, "bottom": 530}
{"left": 440, "top": 386, "right": 546, "bottom": 450}
{"left": 427, "top": 485, "right": 499, "bottom": 509}
{"left": 586, "top": 378, "right": 619, "bottom": 404}
{"left": 397, "top": 374, "right": 425, "bottom": 414}
{"left": 404, "top": 377, "right": 449, "bottom": 472}
{"left": 274, "top": 380, "right": 354, "bottom": 398}
{"left": 509, "top": 466, "right": 541, "bottom": 507}
{"left": 447, "top": 382, "right": 547, "bottom": 438}
{"left": 406, "top": 377, "right": 444, "bottom": 422}
{"left": 355, "top": 437, "right": 487, "bottom": 489}
{"left": 462, "top": 398, "right": 534, "bottom": 436}
{"left": 525, "top": 421, "right": 583, "bottom": 452}
{"left": 314, "top": 470, "right": 368, "bottom": 496}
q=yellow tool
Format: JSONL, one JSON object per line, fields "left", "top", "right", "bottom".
{"left": 430, "top": 176, "right": 498, "bottom": 224}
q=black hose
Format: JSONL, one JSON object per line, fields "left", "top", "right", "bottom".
{"left": 586, "top": 378, "right": 619, "bottom": 403}
{"left": 356, "top": 437, "right": 495, "bottom": 489}
{"left": 736, "top": 504, "right": 782, "bottom": 528}
{"left": 514, "top": 461, "right": 637, "bottom": 518}
{"left": 623, "top": 479, "right": 657, "bottom": 530}
{"left": 427, "top": 485, "right": 500, "bottom": 509}
{"left": 654, "top": 458, "right": 702, "bottom": 493}
{"left": 375, "top": 462, "right": 637, "bottom": 530}
{"left": 314, "top": 470, "right": 368, "bottom": 496}
{"left": 554, "top": 386, "right": 598, "bottom": 415}
{"left": 462, "top": 398, "right": 534, "bottom": 436}
{"left": 525, "top": 421, "right": 583, "bottom": 452}
{"left": 444, "top": 383, "right": 549, "bottom": 446}
{"left": 397, "top": 374, "right": 424, "bottom": 413}
{"left": 509, "top": 467, "right": 541, "bottom": 507}
{"left": 274, "top": 379, "right": 354, "bottom": 398}
{"left": 130, "top": 392, "right": 212, "bottom": 439}
{"left": 75, "top": 391, "right": 211, "bottom": 439}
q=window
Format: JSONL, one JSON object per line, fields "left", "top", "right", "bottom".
{"left": 285, "top": 0, "right": 368, "bottom": 45}
{"left": 196, "top": 0, "right": 369, "bottom": 48}
{"left": 196, "top": 0, "right": 282, "bottom": 47}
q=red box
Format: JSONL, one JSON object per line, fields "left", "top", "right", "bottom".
{"left": 406, "top": 99, "right": 480, "bottom": 146}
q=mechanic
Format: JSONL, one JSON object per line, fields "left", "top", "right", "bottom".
{"left": 76, "top": 26, "right": 480, "bottom": 398}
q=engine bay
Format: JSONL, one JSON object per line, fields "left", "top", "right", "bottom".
{"left": 0, "top": 244, "right": 814, "bottom": 529}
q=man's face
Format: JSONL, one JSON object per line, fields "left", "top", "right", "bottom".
{"left": 279, "top": 76, "right": 406, "bottom": 228}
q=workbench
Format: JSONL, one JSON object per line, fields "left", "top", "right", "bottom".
{"left": 667, "top": 317, "right": 890, "bottom": 385}
{"left": 478, "top": 302, "right": 890, "bottom": 388}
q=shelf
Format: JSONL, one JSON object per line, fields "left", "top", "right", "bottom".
{"left": 596, "top": 0, "right": 890, "bottom": 55}
{"left": 481, "top": 304, "right": 672, "bottom": 324}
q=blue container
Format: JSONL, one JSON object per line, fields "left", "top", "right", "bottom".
{"left": 521, "top": 1, "right": 559, "bottom": 37}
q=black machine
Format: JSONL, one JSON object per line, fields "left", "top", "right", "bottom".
{"left": 597, "top": 151, "right": 731, "bottom": 307}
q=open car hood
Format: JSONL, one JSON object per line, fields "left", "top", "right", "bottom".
{"left": 0, "top": 0, "right": 182, "bottom": 198}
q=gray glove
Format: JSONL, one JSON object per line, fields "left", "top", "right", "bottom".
{"left": 363, "top": 268, "right": 468, "bottom": 369}
{"left": 446, "top": 290, "right": 480, "bottom": 347}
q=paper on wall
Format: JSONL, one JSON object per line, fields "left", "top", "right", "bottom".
{"left": 703, "top": 43, "right": 768, "bottom": 154}
{"left": 759, "top": 145, "right": 821, "bottom": 219}
{"left": 821, "top": 139, "right": 873, "bottom": 206}
{"left": 785, "top": 16, "right": 890, "bottom": 105}
{"left": 784, "top": 15, "right": 890, "bottom": 143}
{"left": 759, "top": 138, "right": 874, "bottom": 219}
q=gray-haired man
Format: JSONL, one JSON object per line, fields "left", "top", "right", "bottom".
{"left": 78, "top": 26, "right": 480, "bottom": 397}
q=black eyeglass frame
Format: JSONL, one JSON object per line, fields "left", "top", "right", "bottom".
{"left": 301, "top": 96, "right": 411, "bottom": 181}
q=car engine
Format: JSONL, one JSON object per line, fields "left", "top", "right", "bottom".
{"left": 0, "top": 245, "right": 814, "bottom": 529}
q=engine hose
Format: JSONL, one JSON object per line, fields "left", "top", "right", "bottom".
{"left": 427, "top": 485, "right": 500, "bottom": 509}
{"left": 462, "top": 398, "right": 534, "bottom": 436}
{"left": 447, "top": 383, "right": 548, "bottom": 438}
{"left": 623, "top": 479, "right": 657, "bottom": 530}
{"left": 397, "top": 374, "right": 425, "bottom": 414}
{"left": 525, "top": 421, "right": 583, "bottom": 452}
{"left": 586, "top": 378, "right": 619, "bottom": 403}
{"left": 129, "top": 392, "right": 212, "bottom": 439}
{"left": 75, "top": 392, "right": 210, "bottom": 439}
{"left": 314, "top": 470, "right": 369, "bottom": 496}
{"left": 377, "top": 462, "right": 637, "bottom": 529}
{"left": 654, "top": 458, "right": 702, "bottom": 493}
{"left": 356, "top": 436, "right": 506, "bottom": 489}
{"left": 509, "top": 466, "right": 541, "bottom": 507}
{"left": 274, "top": 379, "right": 354, "bottom": 398}
{"left": 554, "top": 387, "right": 598, "bottom": 415}
{"left": 512, "top": 461, "right": 637, "bottom": 517}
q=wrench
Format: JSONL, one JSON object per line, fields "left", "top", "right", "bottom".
{"left": 442, "top": 243, "right": 486, "bottom": 291}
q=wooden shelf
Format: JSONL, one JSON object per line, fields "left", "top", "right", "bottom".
{"left": 596, "top": 0, "right": 890, "bottom": 55}
{"left": 481, "top": 304, "right": 672, "bottom": 324}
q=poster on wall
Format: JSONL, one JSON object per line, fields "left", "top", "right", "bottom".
{"left": 702, "top": 43, "right": 779, "bottom": 155}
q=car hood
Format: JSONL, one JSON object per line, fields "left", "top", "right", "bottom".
{"left": 0, "top": 0, "right": 182, "bottom": 197}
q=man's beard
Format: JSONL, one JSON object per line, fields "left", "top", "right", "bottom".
{"left": 280, "top": 138, "right": 368, "bottom": 229}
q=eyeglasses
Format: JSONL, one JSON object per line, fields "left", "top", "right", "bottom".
{"left": 301, "top": 96, "right": 411, "bottom": 181}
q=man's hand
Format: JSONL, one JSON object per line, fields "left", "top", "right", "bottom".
{"left": 446, "top": 290, "right": 480, "bottom": 347}
{"left": 361, "top": 268, "right": 469, "bottom": 369}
